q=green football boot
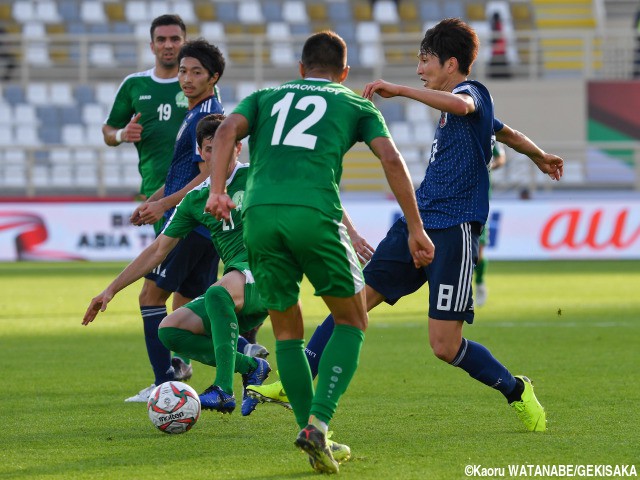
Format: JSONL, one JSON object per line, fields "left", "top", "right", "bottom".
{"left": 510, "top": 375, "right": 546, "bottom": 432}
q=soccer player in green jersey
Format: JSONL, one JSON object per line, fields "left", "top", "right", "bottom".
{"left": 103, "top": 14, "right": 188, "bottom": 230}
{"left": 83, "top": 114, "right": 271, "bottom": 416}
{"left": 101, "top": 15, "right": 196, "bottom": 390}
{"left": 205, "top": 31, "right": 435, "bottom": 474}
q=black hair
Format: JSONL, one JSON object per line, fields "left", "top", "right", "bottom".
{"left": 150, "top": 14, "right": 186, "bottom": 41}
{"left": 178, "top": 38, "right": 226, "bottom": 80}
{"left": 420, "top": 18, "right": 479, "bottom": 76}
{"left": 195, "top": 113, "right": 226, "bottom": 149}
{"left": 301, "top": 31, "right": 347, "bottom": 74}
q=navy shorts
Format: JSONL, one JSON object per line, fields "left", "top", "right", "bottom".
{"left": 363, "top": 219, "right": 481, "bottom": 323}
{"left": 145, "top": 230, "right": 219, "bottom": 299}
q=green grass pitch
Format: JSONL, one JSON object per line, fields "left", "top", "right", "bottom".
{"left": 1, "top": 261, "right": 638, "bottom": 479}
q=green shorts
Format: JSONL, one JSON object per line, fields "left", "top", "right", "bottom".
{"left": 183, "top": 261, "right": 268, "bottom": 334}
{"left": 243, "top": 205, "right": 365, "bottom": 311}
{"left": 479, "top": 225, "right": 488, "bottom": 246}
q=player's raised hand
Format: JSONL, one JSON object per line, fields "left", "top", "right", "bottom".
{"left": 122, "top": 112, "right": 143, "bottom": 143}
{"left": 362, "top": 79, "right": 402, "bottom": 100}
{"left": 535, "top": 153, "right": 564, "bottom": 181}
{"left": 82, "top": 290, "right": 114, "bottom": 325}
{"left": 205, "top": 192, "right": 236, "bottom": 221}
{"left": 408, "top": 230, "right": 435, "bottom": 268}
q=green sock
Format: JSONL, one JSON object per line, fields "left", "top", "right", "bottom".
{"left": 476, "top": 257, "right": 487, "bottom": 285}
{"left": 158, "top": 327, "right": 216, "bottom": 367}
{"left": 311, "top": 324, "right": 364, "bottom": 425}
{"left": 172, "top": 353, "right": 191, "bottom": 365}
{"left": 205, "top": 286, "right": 239, "bottom": 395}
{"left": 276, "top": 339, "right": 314, "bottom": 429}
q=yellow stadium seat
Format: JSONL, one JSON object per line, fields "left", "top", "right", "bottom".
{"left": 466, "top": 3, "right": 485, "bottom": 21}
{"left": 398, "top": 1, "right": 418, "bottom": 22}
{"left": 353, "top": 1, "right": 372, "bottom": 21}
{"left": 104, "top": 3, "right": 125, "bottom": 22}
{"left": 195, "top": 2, "right": 216, "bottom": 21}
{"left": 307, "top": 3, "right": 328, "bottom": 22}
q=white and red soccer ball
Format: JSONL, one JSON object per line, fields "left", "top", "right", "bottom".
{"left": 147, "top": 381, "right": 201, "bottom": 434}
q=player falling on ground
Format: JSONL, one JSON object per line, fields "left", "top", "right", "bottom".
{"left": 83, "top": 114, "right": 272, "bottom": 417}
{"left": 249, "top": 19, "right": 563, "bottom": 434}
{"left": 101, "top": 14, "right": 197, "bottom": 395}
{"left": 205, "top": 31, "right": 433, "bottom": 474}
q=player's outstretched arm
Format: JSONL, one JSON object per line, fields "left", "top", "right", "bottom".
{"left": 81, "top": 235, "right": 179, "bottom": 325}
{"left": 342, "top": 209, "right": 374, "bottom": 265}
{"left": 206, "top": 114, "right": 249, "bottom": 221}
{"left": 369, "top": 137, "right": 435, "bottom": 268}
{"left": 496, "top": 124, "right": 564, "bottom": 181}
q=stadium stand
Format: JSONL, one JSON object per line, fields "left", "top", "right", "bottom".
{"left": 0, "top": 0, "right": 638, "bottom": 196}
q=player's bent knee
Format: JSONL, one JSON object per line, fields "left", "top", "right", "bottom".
{"left": 430, "top": 341, "right": 457, "bottom": 363}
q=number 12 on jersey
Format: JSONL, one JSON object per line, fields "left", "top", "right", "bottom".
{"left": 270, "top": 92, "right": 327, "bottom": 150}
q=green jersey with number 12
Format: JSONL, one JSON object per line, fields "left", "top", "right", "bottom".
{"left": 233, "top": 79, "right": 390, "bottom": 221}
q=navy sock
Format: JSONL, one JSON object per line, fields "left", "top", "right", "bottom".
{"left": 305, "top": 314, "right": 335, "bottom": 378}
{"left": 141, "top": 306, "right": 173, "bottom": 385}
{"left": 450, "top": 338, "right": 516, "bottom": 399}
{"left": 236, "top": 335, "right": 249, "bottom": 354}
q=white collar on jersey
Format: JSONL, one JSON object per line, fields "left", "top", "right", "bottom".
{"left": 304, "top": 77, "right": 331, "bottom": 82}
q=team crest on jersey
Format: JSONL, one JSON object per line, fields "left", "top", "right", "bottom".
{"left": 176, "top": 91, "right": 188, "bottom": 108}
{"left": 438, "top": 112, "right": 448, "bottom": 128}
{"left": 231, "top": 190, "right": 244, "bottom": 210}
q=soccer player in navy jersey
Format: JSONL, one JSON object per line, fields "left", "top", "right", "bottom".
{"left": 249, "top": 19, "right": 564, "bottom": 433}
{"left": 117, "top": 39, "right": 227, "bottom": 403}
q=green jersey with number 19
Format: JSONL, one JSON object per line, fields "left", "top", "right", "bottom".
{"left": 161, "top": 163, "right": 248, "bottom": 266}
{"left": 105, "top": 68, "right": 188, "bottom": 198}
{"left": 233, "top": 79, "right": 390, "bottom": 221}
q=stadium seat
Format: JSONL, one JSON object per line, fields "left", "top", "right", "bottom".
{"left": 22, "top": 21, "right": 46, "bottom": 39}
{"left": 76, "top": 164, "right": 98, "bottom": 187}
{"left": 238, "top": 1, "right": 264, "bottom": 24}
{"left": 236, "top": 81, "right": 257, "bottom": 100}
{"left": 443, "top": 0, "right": 464, "bottom": 19}
{"left": 0, "top": 102, "right": 12, "bottom": 125}
{"left": 3, "top": 85, "right": 25, "bottom": 105}
{"left": 171, "top": 0, "right": 196, "bottom": 24}
{"left": 81, "top": 103, "right": 105, "bottom": 125}
{"left": 50, "top": 83, "right": 75, "bottom": 105}
{"left": 328, "top": 1, "right": 352, "bottom": 22}
{"left": 25, "top": 83, "right": 48, "bottom": 105}
{"left": 80, "top": 1, "right": 107, "bottom": 24}
{"left": 398, "top": 2, "right": 419, "bottom": 22}
{"left": 263, "top": 0, "right": 283, "bottom": 22}
{"left": 35, "top": 0, "right": 61, "bottom": 23}
{"left": 12, "top": 1, "right": 35, "bottom": 23}
{"left": 282, "top": 1, "right": 309, "bottom": 24}
{"left": 89, "top": 44, "right": 115, "bottom": 66}
{"left": 419, "top": 0, "right": 443, "bottom": 22}
{"left": 149, "top": 1, "right": 171, "bottom": 22}
{"left": 353, "top": 1, "right": 372, "bottom": 22}
{"left": 216, "top": 2, "right": 239, "bottom": 22}
{"left": 58, "top": 0, "right": 80, "bottom": 22}
{"left": 61, "top": 124, "right": 85, "bottom": 146}
{"left": 200, "top": 22, "right": 225, "bottom": 40}
{"left": 125, "top": 1, "right": 150, "bottom": 24}
{"left": 15, "top": 125, "right": 40, "bottom": 145}
{"left": 356, "top": 22, "right": 381, "bottom": 43}
{"left": 389, "top": 121, "right": 414, "bottom": 145}
{"left": 2, "top": 164, "right": 27, "bottom": 187}
{"left": 14, "top": 103, "right": 38, "bottom": 125}
{"left": 51, "top": 165, "right": 75, "bottom": 187}
{"left": 0, "top": 126, "right": 12, "bottom": 146}
{"left": 74, "top": 84, "right": 95, "bottom": 105}
{"left": 37, "top": 106, "right": 60, "bottom": 126}
{"left": 372, "top": 1, "right": 399, "bottom": 24}
{"left": 378, "top": 101, "right": 405, "bottom": 123}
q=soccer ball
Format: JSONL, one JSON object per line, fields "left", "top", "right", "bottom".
{"left": 147, "top": 381, "right": 201, "bottom": 434}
